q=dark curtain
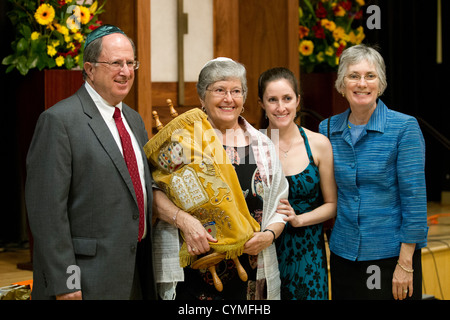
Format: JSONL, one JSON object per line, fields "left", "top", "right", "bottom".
{"left": 1, "top": 1, "right": 24, "bottom": 244}
{"left": 364, "top": 0, "right": 449, "bottom": 201}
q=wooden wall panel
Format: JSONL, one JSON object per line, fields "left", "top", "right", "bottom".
{"left": 136, "top": 0, "right": 152, "bottom": 132}
{"left": 101, "top": 0, "right": 137, "bottom": 110}
{"left": 151, "top": 0, "right": 299, "bottom": 130}
{"left": 238, "top": 0, "right": 299, "bottom": 127}
{"left": 287, "top": 0, "right": 300, "bottom": 80}
{"left": 213, "top": 0, "right": 240, "bottom": 60}
{"left": 44, "top": 70, "right": 84, "bottom": 109}
{"left": 152, "top": 82, "right": 199, "bottom": 107}
{"left": 213, "top": 0, "right": 299, "bottom": 128}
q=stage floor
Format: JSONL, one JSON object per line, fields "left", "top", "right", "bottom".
{"left": 422, "top": 202, "right": 450, "bottom": 299}
{"left": 0, "top": 244, "right": 32, "bottom": 288}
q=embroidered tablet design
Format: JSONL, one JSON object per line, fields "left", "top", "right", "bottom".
{"left": 171, "top": 166, "right": 208, "bottom": 211}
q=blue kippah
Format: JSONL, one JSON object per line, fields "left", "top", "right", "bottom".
{"left": 84, "top": 24, "right": 126, "bottom": 49}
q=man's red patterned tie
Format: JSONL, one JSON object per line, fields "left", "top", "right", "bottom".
{"left": 113, "top": 107, "right": 145, "bottom": 241}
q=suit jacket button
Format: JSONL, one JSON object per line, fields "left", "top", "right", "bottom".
{"left": 131, "top": 245, "right": 136, "bottom": 253}
{"left": 133, "top": 214, "right": 138, "bottom": 220}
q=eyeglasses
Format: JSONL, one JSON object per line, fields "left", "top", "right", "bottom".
{"left": 94, "top": 60, "right": 140, "bottom": 70}
{"left": 345, "top": 73, "right": 378, "bottom": 82}
{"left": 206, "top": 87, "right": 244, "bottom": 98}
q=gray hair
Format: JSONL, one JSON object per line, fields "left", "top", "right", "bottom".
{"left": 197, "top": 58, "right": 248, "bottom": 101}
{"left": 82, "top": 36, "right": 136, "bottom": 80}
{"left": 335, "top": 44, "right": 387, "bottom": 96}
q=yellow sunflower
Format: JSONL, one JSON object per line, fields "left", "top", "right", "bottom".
{"left": 299, "top": 40, "right": 314, "bottom": 56}
{"left": 35, "top": 4, "right": 55, "bottom": 26}
{"left": 79, "top": 6, "right": 92, "bottom": 25}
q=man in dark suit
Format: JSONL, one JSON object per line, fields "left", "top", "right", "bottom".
{"left": 25, "top": 25, "right": 156, "bottom": 300}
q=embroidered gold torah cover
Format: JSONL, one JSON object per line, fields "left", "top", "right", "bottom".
{"left": 144, "top": 108, "right": 260, "bottom": 267}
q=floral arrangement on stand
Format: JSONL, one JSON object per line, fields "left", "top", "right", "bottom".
{"left": 299, "top": 0, "right": 366, "bottom": 73}
{"left": 2, "top": 0, "right": 106, "bottom": 76}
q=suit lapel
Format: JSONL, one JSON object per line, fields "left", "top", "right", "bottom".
{"left": 76, "top": 86, "right": 138, "bottom": 204}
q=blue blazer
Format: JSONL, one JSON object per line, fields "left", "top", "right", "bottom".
{"left": 319, "top": 100, "right": 428, "bottom": 261}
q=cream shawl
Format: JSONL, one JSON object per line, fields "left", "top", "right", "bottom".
{"left": 153, "top": 116, "right": 288, "bottom": 300}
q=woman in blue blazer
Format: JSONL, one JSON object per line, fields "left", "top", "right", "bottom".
{"left": 319, "top": 44, "right": 428, "bottom": 300}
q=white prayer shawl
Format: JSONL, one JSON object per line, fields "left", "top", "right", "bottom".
{"left": 153, "top": 117, "right": 288, "bottom": 300}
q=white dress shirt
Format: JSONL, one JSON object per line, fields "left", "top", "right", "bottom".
{"left": 84, "top": 82, "right": 147, "bottom": 239}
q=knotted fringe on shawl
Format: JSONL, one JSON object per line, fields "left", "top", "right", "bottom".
{"left": 143, "top": 108, "right": 207, "bottom": 156}
{"left": 179, "top": 234, "right": 252, "bottom": 268}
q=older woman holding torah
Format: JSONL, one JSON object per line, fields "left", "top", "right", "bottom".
{"left": 147, "top": 58, "right": 290, "bottom": 300}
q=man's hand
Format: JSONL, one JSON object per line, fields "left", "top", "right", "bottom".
{"left": 56, "top": 291, "right": 82, "bottom": 300}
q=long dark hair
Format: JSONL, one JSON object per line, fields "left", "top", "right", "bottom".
{"left": 257, "top": 67, "right": 300, "bottom": 128}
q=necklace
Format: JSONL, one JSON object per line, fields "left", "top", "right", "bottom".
{"left": 279, "top": 139, "right": 294, "bottom": 158}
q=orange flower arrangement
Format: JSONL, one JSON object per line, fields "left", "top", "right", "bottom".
{"left": 299, "top": 0, "right": 366, "bottom": 73}
{"left": 2, "top": 0, "right": 106, "bottom": 76}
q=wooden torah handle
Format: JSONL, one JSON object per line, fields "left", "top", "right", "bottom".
{"left": 232, "top": 257, "right": 248, "bottom": 282}
{"left": 152, "top": 111, "right": 163, "bottom": 131}
{"left": 208, "top": 265, "right": 223, "bottom": 292}
{"left": 191, "top": 252, "right": 225, "bottom": 292}
{"left": 166, "top": 99, "right": 178, "bottom": 118}
{"left": 191, "top": 252, "right": 247, "bottom": 292}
